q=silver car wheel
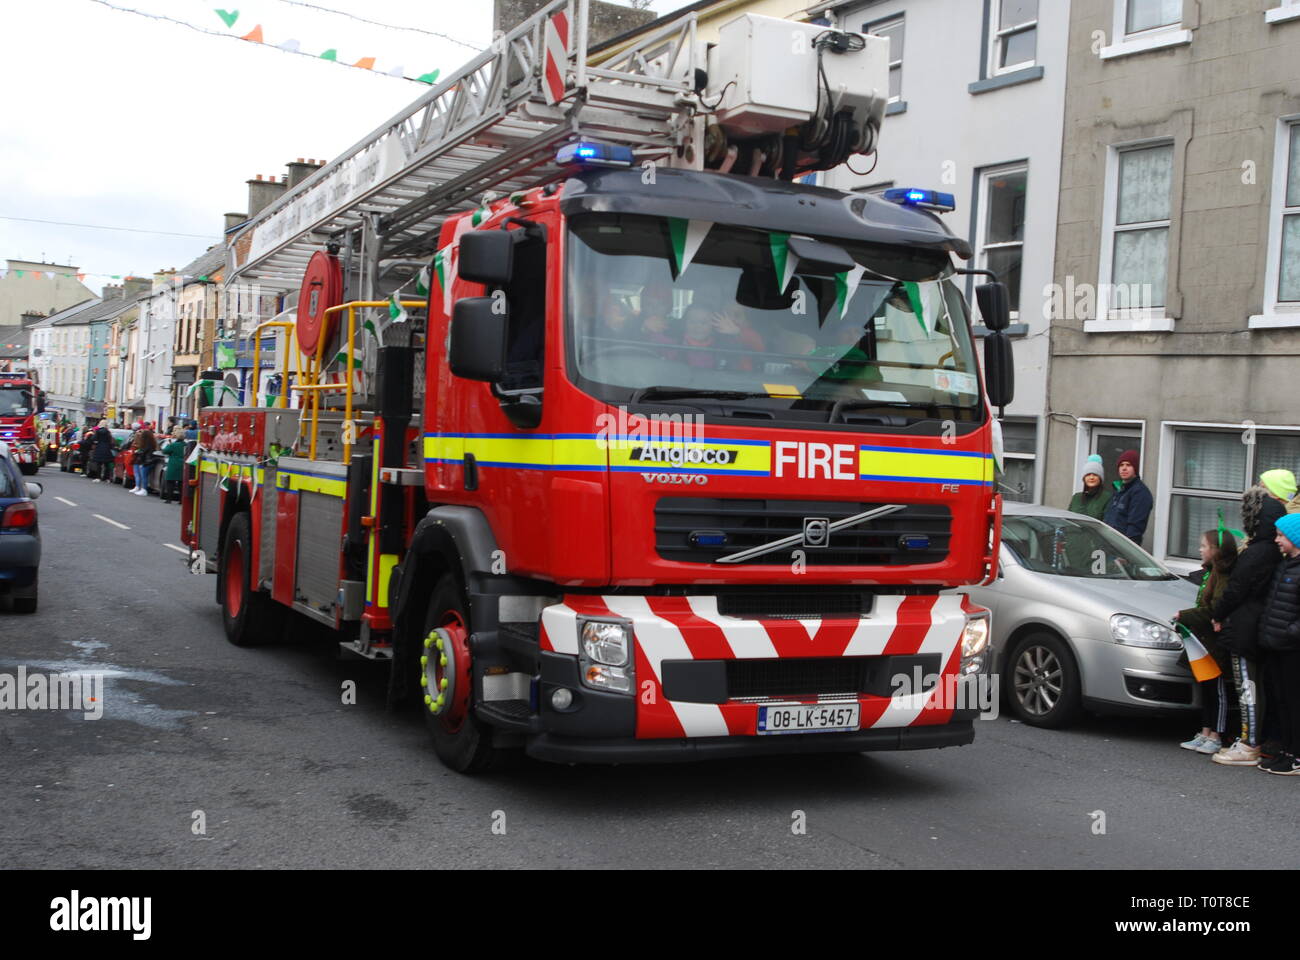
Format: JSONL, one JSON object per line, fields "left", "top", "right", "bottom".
{"left": 1014, "top": 645, "right": 1064, "bottom": 717}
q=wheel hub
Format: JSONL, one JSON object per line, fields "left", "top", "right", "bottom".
{"left": 420, "top": 621, "right": 471, "bottom": 730}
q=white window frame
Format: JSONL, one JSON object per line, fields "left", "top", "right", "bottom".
{"left": 988, "top": 1, "right": 1039, "bottom": 77}
{"left": 1091, "top": 140, "right": 1176, "bottom": 332}
{"left": 1101, "top": 0, "right": 1192, "bottom": 60}
{"left": 997, "top": 416, "right": 1040, "bottom": 503}
{"left": 1154, "top": 420, "right": 1300, "bottom": 567}
{"left": 975, "top": 162, "right": 1029, "bottom": 321}
{"left": 1250, "top": 116, "right": 1300, "bottom": 329}
{"left": 1266, "top": 0, "right": 1300, "bottom": 25}
{"left": 865, "top": 14, "right": 904, "bottom": 104}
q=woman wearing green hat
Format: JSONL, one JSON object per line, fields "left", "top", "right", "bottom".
{"left": 1067, "top": 455, "right": 1112, "bottom": 520}
{"left": 1260, "top": 469, "right": 1300, "bottom": 515}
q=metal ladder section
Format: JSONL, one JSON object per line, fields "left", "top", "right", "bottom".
{"left": 228, "top": 0, "right": 700, "bottom": 292}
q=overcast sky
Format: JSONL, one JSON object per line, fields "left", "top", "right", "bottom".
{"left": 0, "top": 0, "right": 690, "bottom": 288}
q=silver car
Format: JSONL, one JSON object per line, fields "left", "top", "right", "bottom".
{"left": 959, "top": 503, "right": 1200, "bottom": 727}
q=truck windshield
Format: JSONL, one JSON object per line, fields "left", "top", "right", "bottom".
{"left": 0, "top": 388, "right": 32, "bottom": 417}
{"left": 566, "top": 213, "right": 981, "bottom": 422}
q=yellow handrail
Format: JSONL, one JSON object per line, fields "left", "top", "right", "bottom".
{"left": 251, "top": 320, "right": 297, "bottom": 410}
{"left": 298, "top": 300, "right": 427, "bottom": 464}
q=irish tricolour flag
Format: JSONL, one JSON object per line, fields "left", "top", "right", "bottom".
{"left": 1175, "top": 624, "right": 1222, "bottom": 682}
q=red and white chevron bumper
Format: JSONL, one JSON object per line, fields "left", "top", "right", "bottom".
{"left": 540, "top": 593, "right": 986, "bottom": 740}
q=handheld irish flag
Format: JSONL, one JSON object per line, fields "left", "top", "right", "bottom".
{"left": 1174, "top": 623, "right": 1222, "bottom": 682}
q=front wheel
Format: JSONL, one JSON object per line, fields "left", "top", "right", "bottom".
{"left": 1004, "top": 631, "right": 1083, "bottom": 728}
{"left": 420, "top": 576, "right": 505, "bottom": 773}
{"left": 17, "top": 461, "right": 36, "bottom": 476}
{"left": 219, "top": 512, "right": 282, "bottom": 646}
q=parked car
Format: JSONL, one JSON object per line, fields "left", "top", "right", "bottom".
{"left": 114, "top": 443, "right": 165, "bottom": 493}
{"left": 0, "top": 440, "right": 42, "bottom": 613}
{"left": 58, "top": 429, "right": 89, "bottom": 473}
{"left": 958, "top": 503, "right": 1199, "bottom": 728}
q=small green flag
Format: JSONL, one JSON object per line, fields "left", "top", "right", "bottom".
{"left": 320, "top": 48, "right": 338, "bottom": 61}
{"left": 388, "top": 293, "right": 409, "bottom": 325}
{"left": 668, "top": 218, "right": 712, "bottom": 278}
{"left": 902, "top": 281, "right": 928, "bottom": 335}
{"left": 333, "top": 351, "right": 360, "bottom": 370}
{"left": 215, "top": 8, "right": 239, "bottom": 28}
{"left": 432, "top": 249, "right": 447, "bottom": 292}
{"left": 769, "top": 233, "right": 798, "bottom": 292}
{"left": 416, "top": 69, "right": 440, "bottom": 84}
{"left": 471, "top": 205, "right": 490, "bottom": 226}
{"left": 415, "top": 265, "right": 431, "bottom": 297}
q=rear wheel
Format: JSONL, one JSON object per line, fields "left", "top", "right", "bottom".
{"left": 219, "top": 512, "right": 282, "bottom": 646}
{"left": 420, "top": 576, "right": 504, "bottom": 773}
{"left": 1005, "top": 631, "right": 1083, "bottom": 728}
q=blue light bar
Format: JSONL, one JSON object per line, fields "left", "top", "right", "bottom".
{"left": 882, "top": 187, "right": 956, "bottom": 213}
{"left": 556, "top": 142, "right": 635, "bottom": 168}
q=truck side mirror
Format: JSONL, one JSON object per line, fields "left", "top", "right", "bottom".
{"left": 975, "top": 282, "right": 1011, "bottom": 331}
{"left": 450, "top": 298, "right": 508, "bottom": 382}
{"left": 457, "top": 231, "right": 515, "bottom": 287}
{"left": 983, "top": 330, "right": 1014, "bottom": 411}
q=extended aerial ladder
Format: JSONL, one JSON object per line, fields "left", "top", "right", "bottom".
{"left": 228, "top": 0, "right": 707, "bottom": 300}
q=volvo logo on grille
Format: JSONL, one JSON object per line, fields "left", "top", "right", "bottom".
{"left": 802, "top": 518, "right": 830, "bottom": 548}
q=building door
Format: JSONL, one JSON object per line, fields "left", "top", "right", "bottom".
{"left": 1090, "top": 426, "right": 1143, "bottom": 484}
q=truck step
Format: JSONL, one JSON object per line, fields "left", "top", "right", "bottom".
{"left": 475, "top": 699, "right": 536, "bottom": 731}
{"left": 338, "top": 639, "right": 393, "bottom": 661}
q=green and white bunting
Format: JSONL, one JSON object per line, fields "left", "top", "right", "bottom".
{"left": 833, "top": 264, "right": 867, "bottom": 321}
{"left": 668, "top": 218, "right": 712, "bottom": 278}
{"left": 415, "top": 264, "right": 431, "bottom": 298}
{"left": 388, "top": 293, "right": 409, "bottom": 325}
{"left": 902, "top": 281, "right": 928, "bottom": 335}
{"left": 770, "top": 232, "right": 799, "bottom": 293}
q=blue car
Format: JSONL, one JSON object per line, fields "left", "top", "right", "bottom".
{"left": 0, "top": 440, "right": 41, "bottom": 613}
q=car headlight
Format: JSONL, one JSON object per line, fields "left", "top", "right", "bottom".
{"left": 581, "top": 620, "right": 630, "bottom": 667}
{"left": 1110, "top": 614, "right": 1181, "bottom": 649}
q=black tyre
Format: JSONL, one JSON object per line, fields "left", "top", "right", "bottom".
{"left": 17, "top": 461, "right": 35, "bottom": 477}
{"left": 1004, "top": 631, "right": 1083, "bottom": 728}
{"left": 12, "top": 579, "right": 37, "bottom": 614}
{"left": 219, "top": 512, "right": 282, "bottom": 646}
{"left": 420, "top": 576, "right": 504, "bottom": 773}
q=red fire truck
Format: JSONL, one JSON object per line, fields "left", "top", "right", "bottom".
{"left": 0, "top": 374, "right": 45, "bottom": 475}
{"left": 186, "top": 0, "right": 1014, "bottom": 771}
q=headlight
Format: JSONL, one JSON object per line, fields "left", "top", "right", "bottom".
{"left": 960, "top": 615, "right": 990, "bottom": 658}
{"left": 1110, "top": 614, "right": 1181, "bottom": 649}
{"left": 581, "top": 620, "right": 630, "bottom": 667}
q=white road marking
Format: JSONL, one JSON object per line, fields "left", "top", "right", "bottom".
{"left": 54, "top": 497, "right": 77, "bottom": 506}
{"left": 93, "top": 514, "right": 130, "bottom": 530}
{"left": 164, "top": 543, "right": 189, "bottom": 554}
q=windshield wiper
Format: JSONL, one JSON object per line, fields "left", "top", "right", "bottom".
{"left": 827, "top": 399, "right": 948, "bottom": 423}
{"left": 630, "top": 386, "right": 773, "bottom": 405}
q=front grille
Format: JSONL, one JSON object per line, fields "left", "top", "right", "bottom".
{"left": 727, "top": 657, "right": 870, "bottom": 699}
{"left": 716, "top": 589, "right": 867, "bottom": 620}
{"left": 655, "top": 498, "right": 950, "bottom": 566}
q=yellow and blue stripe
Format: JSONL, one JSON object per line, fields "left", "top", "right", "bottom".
{"left": 423, "top": 433, "right": 993, "bottom": 486}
